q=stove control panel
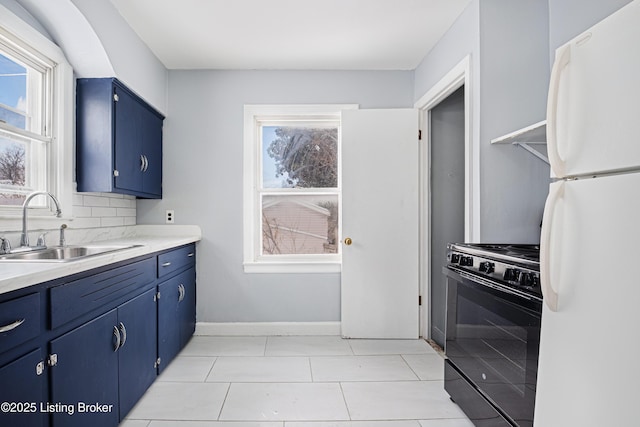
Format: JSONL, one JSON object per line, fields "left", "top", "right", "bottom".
{"left": 446, "top": 248, "right": 541, "bottom": 297}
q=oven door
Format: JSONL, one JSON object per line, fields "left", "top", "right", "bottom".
{"left": 444, "top": 267, "right": 542, "bottom": 427}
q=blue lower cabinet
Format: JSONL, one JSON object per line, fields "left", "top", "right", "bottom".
{"left": 0, "top": 348, "right": 48, "bottom": 427}
{"left": 117, "top": 288, "right": 158, "bottom": 419}
{"left": 157, "top": 267, "right": 196, "bottom": 373}
{"left": 0, "top": 246, "right": 196, "bottom": 427}
{"left": 50, "top": 310, "right": 119, "bottom": 427}
{"left": 49, "top": 288, "right": 158, "bottom": 426}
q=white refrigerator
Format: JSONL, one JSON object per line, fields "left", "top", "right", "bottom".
{"left": 535, "top": 1, "right": 640, "bottom": 426}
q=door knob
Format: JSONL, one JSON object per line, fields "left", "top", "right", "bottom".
{"left": 343, "top": 237, "right": 353, "bottom": 246}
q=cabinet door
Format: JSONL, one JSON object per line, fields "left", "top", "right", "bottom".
{"left": 50, "top": 310, "right": 119, "bottom": 427}
{"left": 158, "top": 267, "right": 196, "bottom": 372}
{"left": 0, "top": 348, "right": 47, "bottom": 427}
{"left": 117, "top": 288, "right": 157, "bottom": 419}
{"left": 157, "top": 275, "right": 181, "bottom": 373}
{"left": 114, "top": 84, "right": 143, "bottom": 194}
{"left": 141, "top": 107, "right": 163, "bottom": 197}
{"left": 179, "top": 268, "right": 197, "bottom": 348}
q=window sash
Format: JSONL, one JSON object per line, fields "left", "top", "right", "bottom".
{"left": 0, "top": 31, "right": 53, "bottom": 140}
{"left": 0, "top": 11, "right": 68, "bottom": 215}
{"left": 256, "top": 119, "right": 340, "bottom": 260}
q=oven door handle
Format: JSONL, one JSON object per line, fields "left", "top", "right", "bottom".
{"left": 540, "top": 181, "right": 564, "bottom": 312}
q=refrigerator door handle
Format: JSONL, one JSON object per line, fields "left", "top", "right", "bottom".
{"left": 547, "top": 44, "right": 571, "bottom": 178}
{"left": 540, "top": 181, "right": 564, "bottom": 312}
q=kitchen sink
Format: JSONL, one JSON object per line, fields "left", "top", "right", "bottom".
{"left": 0, "top": 244, "right": 143, "bottom": 262}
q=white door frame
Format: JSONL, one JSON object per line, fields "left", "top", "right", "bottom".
{"left": 414, "top": 55, "right": 477, "bottom": 339}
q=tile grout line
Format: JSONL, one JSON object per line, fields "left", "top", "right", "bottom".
{"left": 400, "top": 354, "right": 423, "bottom": 381}
{"left": 307, "top": 356, "right": 314, "bottom": 382}
{"left": 214, "top": 382, "right": 232, "bottom": 421}
{"left": 338, "top": 381, "right": 353, "bottom": 421}
{"left": 203, "top": 356, "right": 219, "bottom": 382}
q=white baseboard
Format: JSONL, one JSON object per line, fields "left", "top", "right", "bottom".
{"left": 195, "top": 321, "right": 341, "bottom": 336}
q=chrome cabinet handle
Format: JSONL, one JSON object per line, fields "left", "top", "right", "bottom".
{"left": 187, "top": 252, "right": 194, "bottom": 257}
{"left": 161, "top": 262, "right": 171, "bottom": 267}
{"left": 140, "top": 154, "right": 145, "bottom": 172}
{"left": 119, "top": 322, "right": 127, "bottom": 347}
{"left": 143, "top": 155, "right": 149, "bottom": 172}
{"left": 178, "top": 284, "right": 185, "bottom": 302}
{"left": 0, "top": 318, "right": 25, "bottom": 333}
{"left": 113, "top": 325, "right": 121, "bottom": 352}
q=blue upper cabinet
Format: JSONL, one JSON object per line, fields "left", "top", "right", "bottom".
{"left": 76, "top": 78, "right": 164, "bottom": 199}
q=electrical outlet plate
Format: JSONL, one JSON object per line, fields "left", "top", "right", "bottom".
{"left": 165, "top": 210, "right": 175, "bottom": 224}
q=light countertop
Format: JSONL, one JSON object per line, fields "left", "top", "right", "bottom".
{"left": 0, "top": 225, "right": 201, "bottom": 296}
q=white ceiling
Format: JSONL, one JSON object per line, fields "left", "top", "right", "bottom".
{"left": 109, "top": 0, "right": 471, "bottom": 70}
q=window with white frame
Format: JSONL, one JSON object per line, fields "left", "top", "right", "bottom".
{"left": 243, "top": 105, "right": 357, "bottom": 273}
{"left": 0, "top": 12, "right": 72, "bottom": 216}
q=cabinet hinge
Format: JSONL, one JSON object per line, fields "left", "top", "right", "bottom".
{"left": 113, "top": 170, "right": 119, "bottom": 177}
{"left": 419, "top": 295, "right": 422, "bottom": 306}
{"left": 47, "top": 354, "right": 58, "bottom": 367}
{"left": 154, "top": 357, "right": 161, "bottom": 368}
{"left": 418, "top": 130, "right": 422, "bottom": 141}
{"left": 113, "top": 93, "right": 119, "bottom": 102}
{"left": 36, "top": 361, "right": 45, "bottom": 376}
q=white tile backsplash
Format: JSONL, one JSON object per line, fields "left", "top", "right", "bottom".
{"left": 73, "top": 192, "right": 136, "bottom": 232}
{"left": 0, "top": 191, "right": 137, "bottom": 246}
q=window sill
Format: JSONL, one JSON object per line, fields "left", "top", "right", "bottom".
{"left": 243, "top": 261, "right": 341, "bottom": 274}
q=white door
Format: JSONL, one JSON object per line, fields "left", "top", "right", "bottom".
{"left": 548, "top": 0, "right": 640, "bottom": 178}
{"left": 536, "top": 172, "right": 640, "bottom": 426}
{"left": 341, "top": 109, "right": 419, "bottom": 339}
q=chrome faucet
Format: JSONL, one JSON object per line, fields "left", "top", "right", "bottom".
{"left": 0, "top": 237, "right": 10, "bottom": 254}
{"left": 20, "top": 191, "right": 62, "bottom": 248}
{"left": 59, "top": 224, "right": 67, "bottom": 247}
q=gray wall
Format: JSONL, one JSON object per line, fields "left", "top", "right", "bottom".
{"left": 414, "top": 0, "right": 551, "bottom": 244}
{"left": 477, "top": 0, "right": 550, "bottom": 243}
{"left": 137, "top": 70, "right": 413, "bottom": 323}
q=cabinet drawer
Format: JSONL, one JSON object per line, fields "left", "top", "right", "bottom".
{"left": 0, "top": 293, "right": 42, "bottom": 354}
{"left": 50, "top": 258, "right": 156, "bottom": 329}
{"left": 157, "top": 244, "right": 195, "bottom": 278}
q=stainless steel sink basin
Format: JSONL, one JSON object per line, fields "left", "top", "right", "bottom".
{"left": 0, "top": 244, "right": 142, "bottom": 262}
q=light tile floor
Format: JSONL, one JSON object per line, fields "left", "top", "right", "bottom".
{"left": 121, "top": 336, "right": 474, "bottom": 427}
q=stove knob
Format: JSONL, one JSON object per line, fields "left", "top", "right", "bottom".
{"left": 450, "top": 253, "right": 460, "bottom": 263}
{"left": 479, "top": 261, "right": 495, "bottom": 273}
{"left": 531, "top": 275, "right": 540, "bottom": 288}
{"left": 517, "top": 272, "right": 530, "bottom": 287}
{"left": 459, "top": 256, "right": 473, "bottom": 267}
{"left": 519, "top": 272, "right": 539, "bottom": 288}
{"left": 504, "top": 268, "right": 518, "bottom": 281}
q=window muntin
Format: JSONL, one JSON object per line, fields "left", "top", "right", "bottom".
{"left": 0, "top": 34, "right": 52, "bottom": 208}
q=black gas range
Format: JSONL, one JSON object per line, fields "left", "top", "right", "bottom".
{"left": 443, "top": 243, "right": 542, "bottom": 426}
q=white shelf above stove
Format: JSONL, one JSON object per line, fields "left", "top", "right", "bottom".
{"left": 491, "top": 120, "right": 548, "bottom": 164}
